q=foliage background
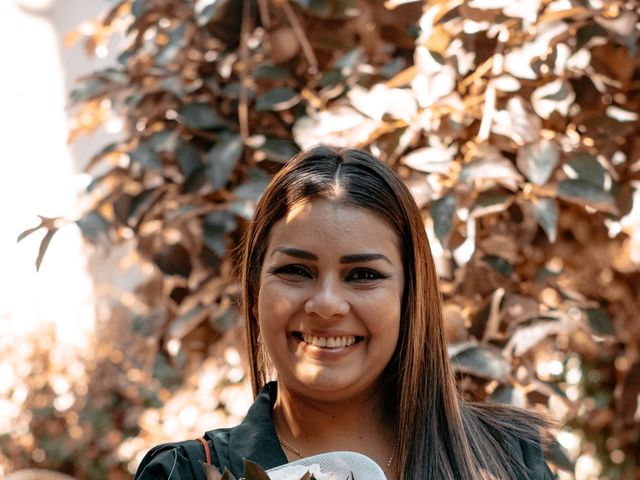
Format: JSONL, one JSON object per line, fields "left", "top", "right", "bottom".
{"left": 4, "top": 0, "right": 640, "bottom": 478}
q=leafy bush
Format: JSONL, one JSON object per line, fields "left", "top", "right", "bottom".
{"left": 11, "top": 0, "right": 640, "bottom": 478}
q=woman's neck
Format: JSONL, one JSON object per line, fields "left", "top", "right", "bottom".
{"left": 272, "top": 384, "right": 395, "bottom": 470}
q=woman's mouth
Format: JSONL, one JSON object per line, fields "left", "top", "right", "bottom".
{"left": 292, "top": 332, "right": 363, "bottom": 348}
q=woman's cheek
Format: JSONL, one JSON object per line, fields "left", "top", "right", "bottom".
{"left": 260, "top": 282, "right": 305, "bottom": 318}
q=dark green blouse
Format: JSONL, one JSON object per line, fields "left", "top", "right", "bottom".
{"left": 134, "top": 382, "right": 554, "bottom": 479}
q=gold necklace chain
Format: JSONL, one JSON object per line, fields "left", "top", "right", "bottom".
{"left": 277, "top": 434, "right": 304, "bottom": 458}
{"left": 277, "top": 435, "right": 398, "bottom": 469}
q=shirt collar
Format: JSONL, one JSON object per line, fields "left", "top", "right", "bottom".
{"left": 227, "top": 381, "right": 288, "bottom": 474}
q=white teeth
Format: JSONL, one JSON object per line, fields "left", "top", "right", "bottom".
{"left": 301, "top": 334, "right": 356, "bottom": 348}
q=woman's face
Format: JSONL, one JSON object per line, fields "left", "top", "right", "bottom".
{"left": 257, "top": 198, "right": 403, "bottom": 403}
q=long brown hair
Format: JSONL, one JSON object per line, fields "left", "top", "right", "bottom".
{"left": 240, "top": 146, "right": 549, "bottom": 479}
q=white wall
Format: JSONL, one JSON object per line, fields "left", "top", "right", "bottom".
{"left": 0, "top": 2, "right": 119, "bottom": 472}
{"left": 0, "top": 0, "right": 123, "bottom": 343}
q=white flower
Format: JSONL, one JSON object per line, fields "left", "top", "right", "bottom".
{"left": 268, "top": 463, "right": 337, "bottom": 480}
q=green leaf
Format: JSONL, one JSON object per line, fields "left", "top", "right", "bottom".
{"left": 87, "top": 167, "right": 127, "bottom": 193}
{"left": 176, "top": 142, "right": 204, "bottom": 178}
{"left": 76, "top": 211, "right": 110, "bottom": 247}
{"left": 95, "top": 67, "right": 126, "bottom": 83}
{"left": 130, "top": 143, "right": 162, "bottom": 170}
{"left": 118, "top": 48, "right": 134, "bottom": 65}
{"left": 402, "top": 146, "right": 455, "bottom": 174}
{"left": 206, "top": 133, "right": 243, "bottom": 190}
{"left": 586, "top": 308, "right": 615, "bottom": 336}
{"left": 149, "top": 130, "right": 177, "bottom": 152}
{"left": 255, "top": 87, "right": 299, "bottom": 111}
{"left": 209, "top": 299, "right": 238, "bottom": 332}
{"left": 459, "top": 156, "right": 522, "bottom": 188}
{"left": 197, "top": 0, "right": 227, "bottom": 26}
{"left": 124, "top": 188, "right": 165, "bottom": 227}
{"left": 491, "top": 384, "right": 526, "bottom": 407}
{"left": 169, "top": 306, "right": 209, "bottom": 340}
{"left": 243, "top": 459, "right": 271, "bottom": 480}
{"left": 335, "top": 47, "right": 364, "bottom": 70}
{"left": 253, "top": 63, "right": 290, "bottom": 80}
{"left": 131, "top": 0, "right": 145, "bottom": 18}
{"left": 430, "top": 193, "right": 456, "bottom": 245}
{"left": 152, "top": 351, "right": 184, "bottom": 390}
{"left": 183, "top": 168, "right": 207, "bottom": 193}
{"left": 557, "top": 179, "right": 616, "bottom": 213}
{"left": 179, "top": 103, "right": 225, "bottom": 129}
{"left": 532, "top": 197, "right": 558, "bottom": 243}
{"left": 534, "top": 266, "right": 559, "bottom": 282}
{"left": 227, "top": 200, "right": 255, "bottom": 220}
{"left": 87, "top": 142, "right": 119, "bottom": 171}
{"left": 132, "top": 309, "right": 167, "bottom": 337}
{"left": 254, "top": 137, "right": 299, "bottom": 163}
{"left": 470, "top": 192, "right": 513, "bottom": 218}
{"left": 576, "top": 24, "right": 607, "bottom": 51}
{"left": 233, "top": 169, "right": 271, "bottom": 202}
{"left": 291, "top": 0, "right": 360, "bottom": 19}
{"left": 69, "top": 78, "right": 108, "bottom": 104}
{"left": 153, "top": 244, "right": 192, "bottom": 277}
{"left": 319, "top": 69, "right": 343, "bottom": 87}
{"left": 157, "top": 24, "right": 185, "bottom": 65}
{"left": 450, "top": 344, "right": 511, "bottom": 382}
{"left": 222, "top": 82, "right": 242, "bottom": 99}
{"left": 203, "top": 212, "right": 236, "bottom": 255}
{"left": 162, "top": 76, "right": 187, "bottom": 97}
{"left": 566, "top": 152, "right": 605, "bottom": 188}
{"left": 507, "top": 319, "right": 561, "bottom": 357}
{"left": 482, "top": 255, "right": 513, "bottom": 277}
{"left": 516, "top": 139, "right": 559, "bottom": 185}
{"left": 379, "top": 57, "right": 406, "bottom": 79}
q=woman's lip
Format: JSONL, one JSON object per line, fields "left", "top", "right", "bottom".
{"left": 292, "top": 334, "right": 362, "bottom": 359}
{"left": 291, "top": 331, "right": 364, "bottom": 351}
{"left": 291, "top": 330, "right": 364, "bottom": 338}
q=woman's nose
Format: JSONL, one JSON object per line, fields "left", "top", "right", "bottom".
{"left": 304, "top": 277, "right": 350, "bottom": 319}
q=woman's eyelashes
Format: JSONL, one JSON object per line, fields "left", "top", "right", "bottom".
{"left": 270, "top": 264, "right": 312, "bottom": 278}
{"left": 269, "top": 264, "right": 391, "bottom": 283}
{"left": 346, "top": 268, "right": 391, "bottom": 282}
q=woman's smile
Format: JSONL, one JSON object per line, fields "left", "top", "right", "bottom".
{"left": 257, "top": 197, "right": 404, "bottom": 402}
{"left": 296, "top": 332, "right": 360, "bottom": 348}
{"left": 291, "top": 331, "right": 364, "bottom": 361}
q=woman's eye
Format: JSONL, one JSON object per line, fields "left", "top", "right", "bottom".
{"left": 272, "top": 265, "right": 312, "bottom": 278}
{"left": 347, "top": 269, "right": 386, "bottom": 282}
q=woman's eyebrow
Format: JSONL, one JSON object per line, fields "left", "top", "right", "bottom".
{"left": 340, "top": 253, "right": 392, "bottom": 264}
{"left": 272, "top": 246, "right": 317, "bottom": 260}
{"left": 271, "top": 248, "right": 391, "bottom": 265}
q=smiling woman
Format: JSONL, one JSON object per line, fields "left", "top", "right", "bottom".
{"left": 135, "top": 146, "right": 554, "bottom": 480}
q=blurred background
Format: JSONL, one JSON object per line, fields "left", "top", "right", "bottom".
{"left": 1, "top": 0, "right": 638, "bottom": 479}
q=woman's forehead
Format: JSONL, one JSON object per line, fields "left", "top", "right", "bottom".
{"left": 266, "top": 198, "right": 401, "bottom": 256}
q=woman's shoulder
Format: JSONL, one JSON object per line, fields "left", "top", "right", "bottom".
{"left": 133, "top": 439, "right": 204, "bottom": 480}
{"left": 134, "top": 429, "right": 232, "bottom": 480}
{"left": 134, "top": 383, "right": 286, "bottom": 479}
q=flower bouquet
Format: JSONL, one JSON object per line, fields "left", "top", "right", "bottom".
{"left": 202, "top": 451, "right": 387, "bottom": 480}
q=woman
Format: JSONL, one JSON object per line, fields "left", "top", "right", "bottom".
{"left": 135, "top": 146, "right": 553, "bottom": 479}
